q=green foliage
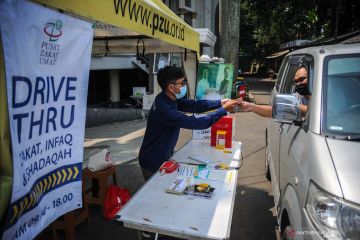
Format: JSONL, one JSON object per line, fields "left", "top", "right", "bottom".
{"left": 240, "top": 0, "right": 360, "bottom": 62}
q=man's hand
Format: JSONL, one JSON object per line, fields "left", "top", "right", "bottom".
{"left": 221, "top": 98, "right": 231, "bottom": 106}
{"left": 222, "top": 98, "right": 242, "bottom": 106}
{"left": 234, "top": 97, "right": 243, "bottom": 105}
{"left": 240, "top": 101, "right": 255, "bottom": 112}
{"left": 222, "top": 100, "right": 238, "bottom": 112}
{"left": 240, "top": 102, "right": 273, "bottom": 117}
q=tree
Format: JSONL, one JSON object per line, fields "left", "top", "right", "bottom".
{"left": 218, "top": 0, "right": 241, "bottom": 79}
{"left": 239, "top": 0, "right": 360, "bottom": 65}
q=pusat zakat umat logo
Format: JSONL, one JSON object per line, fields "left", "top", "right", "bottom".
{"left": 43, "top": 20, "right": 63, "bottom": 41}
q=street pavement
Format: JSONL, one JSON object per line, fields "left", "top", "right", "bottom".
{"left": 231, "top": 77, "right": 279, "bottom": 240}
{"left": 232, "top": 111, "right": 279, "bottom": 240}
{"left": 83, "top": 120, "right": 146, "bottom": 168}
{"left": 50, "top": 77, "right": 279, "bottom": 240}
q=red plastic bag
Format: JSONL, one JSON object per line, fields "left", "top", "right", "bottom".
{"left": 104, "top": 185, "right": 131, "bottom": 219}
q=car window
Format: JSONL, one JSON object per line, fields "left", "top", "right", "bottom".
{"left": 299, "top": 55, "right": 314, "bottom": 94}
{"left": 281, "top": 64, "right": 299, "bottom": 94}
{"left": 323, "top": 54, "right": 360, "bottom": 136}
{"left": 280, "top": 55, "right": 313, "bottom": 96}
{"left": 275, "top": 56, "right": 289, "bottom": 91}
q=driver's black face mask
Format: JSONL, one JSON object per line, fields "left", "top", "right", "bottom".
{"left": 295, "top": 84, "right": 310, "bottom": 96}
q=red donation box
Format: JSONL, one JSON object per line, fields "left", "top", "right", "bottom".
{"left": 211, "top": 115, "right": 233, "bottom": 148}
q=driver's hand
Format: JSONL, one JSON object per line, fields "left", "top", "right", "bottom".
{"left": 240, "top": 101, "right": 255, "bottom": 112}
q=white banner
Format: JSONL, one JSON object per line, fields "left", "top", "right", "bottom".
{"left": 0, "top": 0, "right": 93, "bottom": 239}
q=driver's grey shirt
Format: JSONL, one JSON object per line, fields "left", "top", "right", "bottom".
{"left": 294, "top": 93, "right": 310, "bottom": 105}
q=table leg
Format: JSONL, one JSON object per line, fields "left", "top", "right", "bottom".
{"left": 136, "top": 230, "right": 143, "bottom": 240}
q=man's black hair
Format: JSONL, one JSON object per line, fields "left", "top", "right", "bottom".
{"left": 298, "top": 64, "right": 308, "bottom": 73}
{"left": 157, "top": 66, "right": 184, "bottom": 91}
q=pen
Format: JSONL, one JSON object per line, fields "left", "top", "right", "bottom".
{"left": 182, "top": 162, "right": 206, "bottom": 166}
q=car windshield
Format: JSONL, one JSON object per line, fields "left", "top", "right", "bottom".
{"left": 323, "top": 54, "right": 360, "bottom": 137}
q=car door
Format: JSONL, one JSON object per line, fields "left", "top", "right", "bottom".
{"left": 266, "top": 56, "right": 290, "bottom": 208}
{"left": 277, "top": 55, "right": 313, "bottom": 209}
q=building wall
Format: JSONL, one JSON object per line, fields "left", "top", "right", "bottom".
{"left": 194, "top": 0, "right": 218, "bottom": 57}
{"left": 194, "top": 0, "right": 218, "bottom": 31}
{"left": 165, "top": 0, "right": 218, "bottom": 57}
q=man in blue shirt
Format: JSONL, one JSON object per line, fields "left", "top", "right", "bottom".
{"left": 139, "top": 66, "right": 238, "bottom": 180}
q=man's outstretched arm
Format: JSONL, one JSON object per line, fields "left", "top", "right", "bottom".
{"left": 241, "top": 101, "right": 273, "bottom": 118}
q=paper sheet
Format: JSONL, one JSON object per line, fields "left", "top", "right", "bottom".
{"left": 188, "top": 155, "right": 213, "bottom": 164}
{"left": 177, "top": 164, "right": 197, "bottom": 177}
{"left": 196, "top": 169, "right": 228, "bottom": 182}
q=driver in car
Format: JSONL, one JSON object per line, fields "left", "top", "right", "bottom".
{"left": 240, "top": 66, "right": 311, "bottom": 117}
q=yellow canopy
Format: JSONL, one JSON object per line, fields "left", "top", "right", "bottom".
{"left": 32, "top": 0, "right": 200, "bottom": 54}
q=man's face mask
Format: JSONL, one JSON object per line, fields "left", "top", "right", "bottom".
{"left": 295, "top": 84, "right": 310, "bottom": 96}
{"left": 294, "top": 76, "right": 310, "bottom": 96}
{"left": 170, "top": 79, "right": 187, "bottom": 99}
{"left": 174, "top": 85, "right": 187, "bottom": 99}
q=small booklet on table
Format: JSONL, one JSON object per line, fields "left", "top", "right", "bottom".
{"left": 166, "top": 177, "right": 191, "bottom": 195}
{"left": 166, "top": 177, "right": 215, "bottom": 198}
{"left": 184, "top": 183, "right": 215, "bottom": 198}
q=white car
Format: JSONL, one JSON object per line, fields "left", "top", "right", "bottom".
{"left": 265, "top": 43, "right": 360, "bottom": 239}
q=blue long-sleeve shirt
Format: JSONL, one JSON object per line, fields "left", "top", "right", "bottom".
{"left": 139, "top": 91, "right": 227, "bottom": 172}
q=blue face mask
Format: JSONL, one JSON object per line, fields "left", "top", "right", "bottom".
{"left": 174, "top": 85, "right": 187, "bottom": 99}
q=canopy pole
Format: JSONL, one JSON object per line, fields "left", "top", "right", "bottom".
{"left": 0, "top": 32, "right": 13, "bottom": 225}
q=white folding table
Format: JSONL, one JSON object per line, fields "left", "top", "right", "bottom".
{"left": 115, "top": 140, "right": 242, "bottom": 240}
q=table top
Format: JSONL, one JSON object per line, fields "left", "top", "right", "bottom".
{"left": 115, "top": 140, "right": 242, "bottom": 240}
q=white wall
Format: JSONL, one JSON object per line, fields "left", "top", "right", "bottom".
{"left": 90, "top": 56, "right": 137, "bottom": 70}
{"left": 183, "top": 52, "right": 197, "bottom": 99}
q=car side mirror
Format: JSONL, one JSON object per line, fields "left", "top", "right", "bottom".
{"left": 272, "top": 94, "right": 302, "bottom": 124}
